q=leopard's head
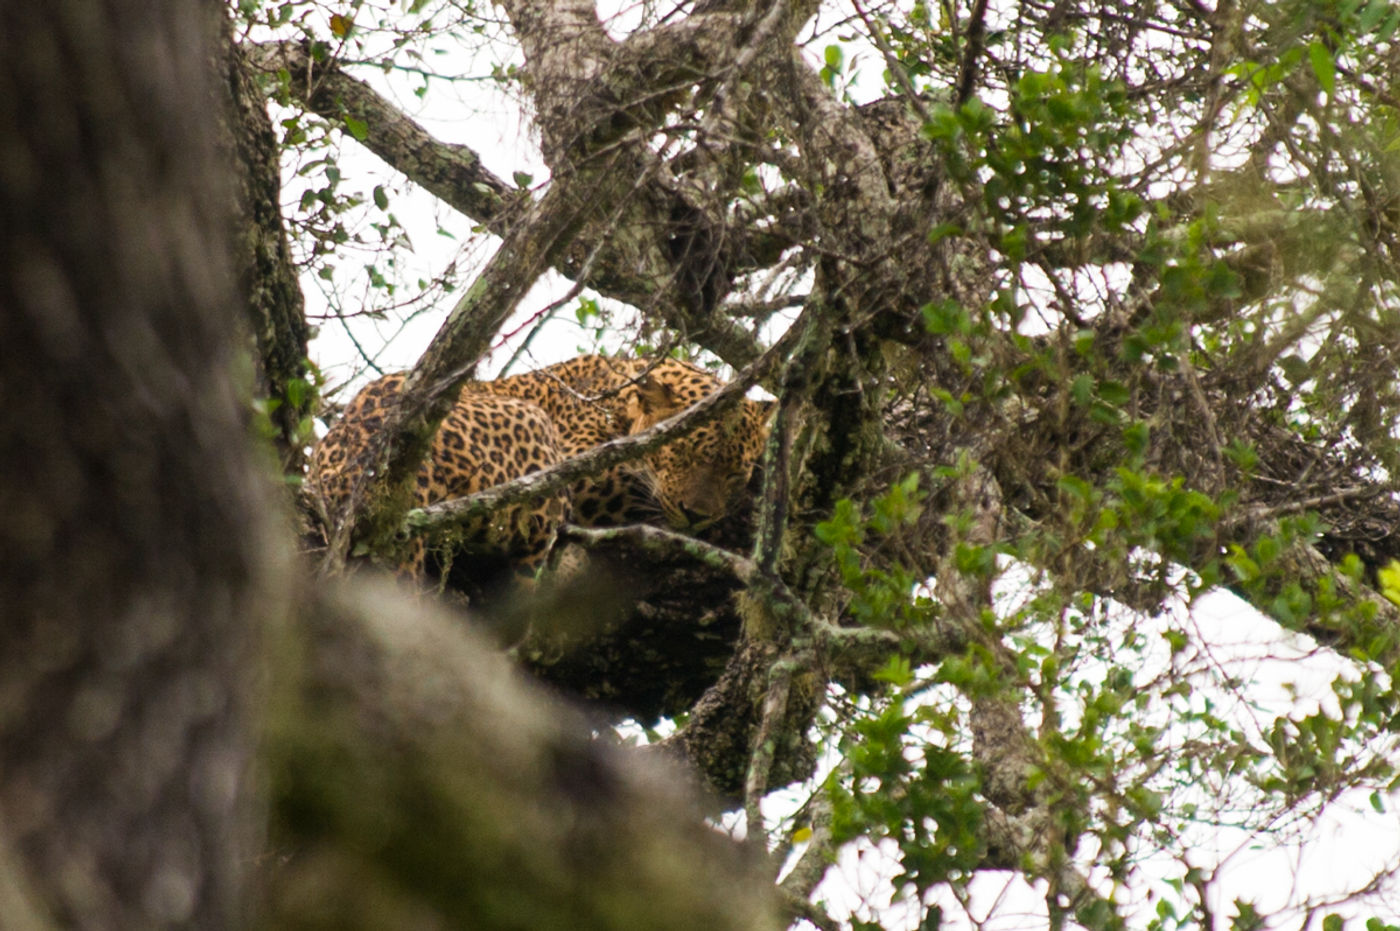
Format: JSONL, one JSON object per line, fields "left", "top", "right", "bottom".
{"left": 624, "top": 369, "right": 772, "bottom": 529}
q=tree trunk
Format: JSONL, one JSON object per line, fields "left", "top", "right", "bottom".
{"left": 224, "top": 38, "right": 312, "bottom": 477}
{"left": 0, "top": 2, "right": 279, "bottom": 926}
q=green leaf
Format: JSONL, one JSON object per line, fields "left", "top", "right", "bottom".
{"left": 921, "top": 299, "right": 970, "bottom": 335}
{"left": 574, "top": 296, "right": 599, "bottom": 324}
{"left": 285, "top": 377, "right": 310, "bottom": 409}
{"left": 512, "top": 171, "right": 534, "bottom": 189}
{"left": 1000, "top": 224, "right": 1028, "bottom": 260}
{"left": 1224, "top": 438, "right": 1259, "bottom": 472}
{"left": 874, "top": 655, "right": 914, "bottom": 687}
{"left": 1379, "top": 560, "right": 1400, "bottom": 606}
{"left": 1308, "top": 40, "right": 1336, "bottom": 97}
{"left": 343, "top": 115, "right": 369, "bottom": 141}
{"left": 1122, "top": 421, "right": 1149, "bottom": 456}
{"left": 1278, "top": 354, "right": 1311, "bottom": 385}
{"left": 1340, "top": 552, "right": 1365, "bottom": 580}
{"left": 1361, "top": 0, "right": 1389, "bottom": 32}
{"left": 1231, "top": 900, "right": 1265, "bottom": 931}
{"left": 1226, "top": 545, "right": 1260, "bottom": 583}
{"left": 373, "top": 185, "right": 389, "bottom": 210}
{"left": 1098, "top": 380, "right": 1130, "bottom": 405}
{"left": 927, "top": 222, "right": 962, "bottom": 244}
{"left": 1070, "top": 373, "right": 1094, "bottom": 406}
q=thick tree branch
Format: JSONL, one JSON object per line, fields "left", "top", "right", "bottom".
{"left": 262, "top": 581, "right": 781, "bottom": 930}
{"left": 250, "top": 35, "right": 767, "bottom": 369}
{"left": 227, "top": 41, "right": 312, "bottom": 475}
{"left": 251, "top": 40, "right": 517, "bottom": 232}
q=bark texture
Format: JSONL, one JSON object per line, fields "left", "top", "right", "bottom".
{"left": 225, "top": 39, "right": 312, "bottom": 476}
{"left": 0, "top": 2, "right": 276, "bottom": 926}
{"left": 259, "top": 583, "right": 780, "bottom": 931}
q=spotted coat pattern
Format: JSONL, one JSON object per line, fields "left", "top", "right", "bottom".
{"left": 307, "top": 355, "right": 771, "bottom": 579}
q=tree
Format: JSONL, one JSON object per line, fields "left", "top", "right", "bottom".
{"left": 12, "top": 0, "right": 1400, "bottom": 927}
{"left": 0, "top": 2, "right": 778, "bottom": 929}
{"left": 246, "top": 0, "right": 1400, "bottom": 926}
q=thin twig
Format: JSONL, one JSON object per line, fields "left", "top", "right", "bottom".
{"left": 955, "top": 0, "right": 990, "bottom": 106}
{"left": 743, "top": 659, "right": 794, "bottom": 854}
{"left": 1230, "top": 486, "right": 1378, "bottom": 528}
{"left": 850, "top": 0, "right": 929, "bottom": 122}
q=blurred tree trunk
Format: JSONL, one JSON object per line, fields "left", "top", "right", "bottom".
{"left": 0, "top": 1, "right": 277, "bottom": 926}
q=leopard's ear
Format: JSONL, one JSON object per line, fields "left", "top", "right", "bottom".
{"left": 633, "top": 374, "right": 684, "bottom": 416}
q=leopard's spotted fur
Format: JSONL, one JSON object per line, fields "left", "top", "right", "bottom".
{"left": 306, "top": 354, "right": 771, "bottom": 582}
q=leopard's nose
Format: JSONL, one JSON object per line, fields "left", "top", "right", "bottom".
{"left": 679, "top": 504, "right": 714, "bottom": 527}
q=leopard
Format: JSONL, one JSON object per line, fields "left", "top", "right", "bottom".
{"left": 472, "top": 354, "right": 773, "bottom": 530}
{"left": 306, "top": 354, "right": 772, "bottom": 586}
{"left": 306, "top": 372, "right": 570, "bottom": 577}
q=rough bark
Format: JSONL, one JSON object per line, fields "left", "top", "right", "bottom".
{"left": 0, "top": 2, "right": 277, "bottom": 925}
{"left": 225, "top": 38, "right": 312, "bottom": 476}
